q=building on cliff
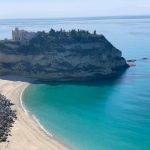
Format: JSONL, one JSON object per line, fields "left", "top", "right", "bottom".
{"left": 12, "top": 27, "right": 36, "bottom": 43}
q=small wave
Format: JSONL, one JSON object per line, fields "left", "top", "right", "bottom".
{"left": 20, "top": 85, "right": 53, "bottom": 138}
{"left": 32, "top": 115, "right": 53, "bottom": 137}
{"left": 20, "top": 85, "right": 29, "bottom": 115}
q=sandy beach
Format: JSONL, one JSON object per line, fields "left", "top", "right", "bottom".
{"left": 0, "top": 77, "right": 70, "bottom": 150}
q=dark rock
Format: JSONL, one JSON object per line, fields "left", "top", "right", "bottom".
{"left": 127, "top": 59, "right": 137, "bottom": 62}
{"left": 142, "top": 58, "right": 148, "bottom": 60}
{"left": 0, "top": 94, "right": 16, "bottom": 143}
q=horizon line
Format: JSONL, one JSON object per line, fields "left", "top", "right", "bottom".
{"left": 0, "top": 14, "right": 150, "bottom": 20}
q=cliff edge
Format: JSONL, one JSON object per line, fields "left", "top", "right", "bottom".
{"left": 0, "top": 29, "right": 129, "bottom": 81}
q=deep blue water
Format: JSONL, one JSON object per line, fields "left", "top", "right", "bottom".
{"left": 1, "top": 17, "right": 150, "bottom": 150}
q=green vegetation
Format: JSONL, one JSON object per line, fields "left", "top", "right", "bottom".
{"left": 17, "top": 29, "right": 111, "bottom": 54}
{"left": 0, "top": 29, "right": 113, "bottom": 55}
{"left": 0, "top": 40, "right": 21, "bottom": 54}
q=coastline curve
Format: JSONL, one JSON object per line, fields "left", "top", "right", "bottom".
{"left": 20, "top": 85, "right": 54, "bottom": 137}
{"left": 0, "top": 77, "right": 70, "bottom": 150}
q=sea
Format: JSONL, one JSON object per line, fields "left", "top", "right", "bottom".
{"left": 0, "top": 16, "right": 150, "bottom": 150}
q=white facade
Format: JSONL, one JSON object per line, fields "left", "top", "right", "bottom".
{"left": 12, "top": 28, "right": 36, "bottom": 43}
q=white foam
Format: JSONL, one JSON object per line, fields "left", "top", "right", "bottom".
{"left": 20, "top": 85, "right": 29, "bottom": 115}
{"left": 32, "top": 115, "right": 53, "bottom": 137}
{"left": 20, "top": 85, "right": 53, "bottom": 137}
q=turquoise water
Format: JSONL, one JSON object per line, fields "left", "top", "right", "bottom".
{"left": 1, "top": 17, "right": 150, "bottom": 150}
{"left": 23, "top": 63, "right": 150, "bottom": 150}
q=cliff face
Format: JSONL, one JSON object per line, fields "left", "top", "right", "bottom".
{"left": 0, "top": 30, "right": 129, "bottom": 81}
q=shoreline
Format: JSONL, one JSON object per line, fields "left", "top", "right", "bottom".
{"left": 20, "top": 84, "right": 29, "bottom": 115}
{"left": 0, "top": 76, "right": 70, "bottom": 150}
{"left": 20, "top": 86, "right": 53, "bottom": 137}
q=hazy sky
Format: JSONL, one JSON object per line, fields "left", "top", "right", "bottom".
{"left": 0, "top": 0, "right": 150, "bottom": 19}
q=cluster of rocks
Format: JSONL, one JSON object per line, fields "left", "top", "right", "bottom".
{"left": 0, "top": 94, "right": 17, "bottom": 142}
{"left": 127, "top": 59, "right": 137, "bottom": 63}
{"left": 127, "top": 57, "right": 149, "bottom": 62}
{"left": 127, "top": 58, "right": 149, "bottom": 67}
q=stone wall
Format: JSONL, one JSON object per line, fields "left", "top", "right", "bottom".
{"left": 12, "top": 28, "right": 36, "bottom": 44}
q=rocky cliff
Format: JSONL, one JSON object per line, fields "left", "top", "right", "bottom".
{"left": 0, "top": 29, "right": 129, "bottom": 81}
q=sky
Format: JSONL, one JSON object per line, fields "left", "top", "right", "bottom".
{"left": 0, "top": 0, "right": 150, "bottom": 19}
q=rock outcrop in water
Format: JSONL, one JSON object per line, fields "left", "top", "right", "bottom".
{"left": 0, "top": 94, "right": 16, "bottom": 142}
{"left": 0, "top": 29, "right": 129, "bottom": 81}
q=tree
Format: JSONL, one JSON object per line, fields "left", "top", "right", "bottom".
{"left": 94, "top": 30, "right": 96, "bottom": 35}
{"left": 49, "top": 29, "right": 56, "bottom": 36}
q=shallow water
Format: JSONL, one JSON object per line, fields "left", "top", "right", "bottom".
{"left": 1, "top": 17, "right": 150, "bottom": 150}
{"left": 23, "top": 61, "right": 150, "bottom": 150}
